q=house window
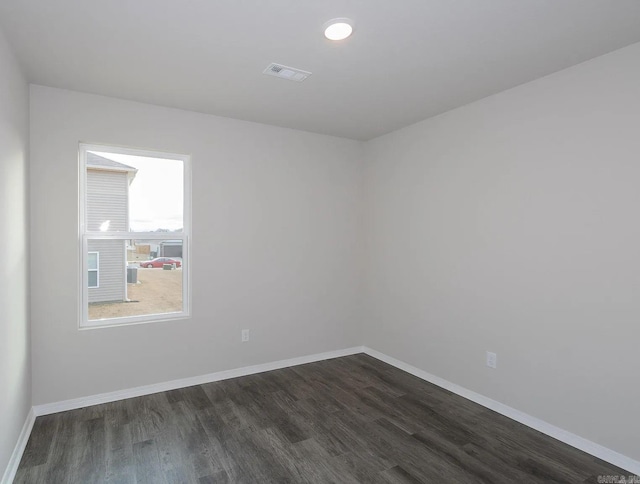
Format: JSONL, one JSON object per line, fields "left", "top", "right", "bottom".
{"left": 88, "top": 252, "right": 99, "bottom": 288}
{"left": 79, "top": 144, "right": 191, "bottom": 328}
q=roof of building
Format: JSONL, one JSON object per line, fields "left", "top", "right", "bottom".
{"left": 86, "top": 152, "right": 137, "bottom": 173}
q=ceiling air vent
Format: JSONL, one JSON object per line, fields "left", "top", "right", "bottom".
{"left": 263, "top": 63, "right": 311, "bottom": 82}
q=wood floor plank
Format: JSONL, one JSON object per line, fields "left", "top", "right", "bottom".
{"left": 16, "top": 414, "right": 57, "bottom": 468}
{"left": 133, "top": 439, "right": 167, "bottom": 484}
{"left": 13, "top": 463, "right": 47, "bottom": 484}
{"left": 16, "top": 353, "right": 634, "bottom": 483}
{"left": 378, "top": 465, "right": 426, "bottom": 484}
{"left": 69, "top": 416, "right": 107, "bottom": 483}
{"left": 33, "top": 411, "right": 78, "bottom": 484}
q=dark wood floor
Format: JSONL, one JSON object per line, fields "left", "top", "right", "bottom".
{"left": 16, "top": 354, "right": 631, "bottom": 483}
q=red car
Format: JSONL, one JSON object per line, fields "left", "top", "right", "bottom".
{"left": 141, "top": 257, "right": 182, "bottom": 268}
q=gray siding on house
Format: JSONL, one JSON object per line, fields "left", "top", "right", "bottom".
{"left": 86, "top": 166, "right": 130, "bottom": 303}
{"left": 86, "top": 169, "right": 128, "bottom": 231}
{"left": 88, "top": 239, "right": 126, "bottom": 303}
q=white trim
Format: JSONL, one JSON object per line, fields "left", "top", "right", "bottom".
{"left": 80, "top": 309, "right": 189, "bottom": 330}
{"left": 81, "top": 143, "right": 192, "bottom": 162}
{"left": 87, "top": 165, "right": 137, "bottom": 174}
{"left": 87, "top": 251, "right": 99, "bottom": 288}
{"left": 362, "top": 346, "right": 640, "bottom": 476}
{"left": 85, "top": 233, "right": 187, "bottom": 240}
{"left": 33, "top": 346, "right": 365, "bottom": 416}
{"left": 78, "top": 143, "right": 192, "bottom": 329}
{"left": 1, "top": 408, "right": 35, "bottom": 484}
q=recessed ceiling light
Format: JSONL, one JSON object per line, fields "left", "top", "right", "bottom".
{"left": 323, "top": 18, "right": 353, "bottom": 41}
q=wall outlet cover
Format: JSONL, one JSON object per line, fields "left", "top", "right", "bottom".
{"left": 486, "top": 351, "right": 497, "bottom": 369}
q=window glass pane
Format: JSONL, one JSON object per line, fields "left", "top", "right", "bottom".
{"left": 86, "top": 151, "right": 184, "bottom": 232}
{"left": 88, "top": 252, "right": 98, "bottom": 270}
{"left": 87, "top": 239, "right": 184, "bottom": 321}
{"left": 88, "top": 271, "right": 98, "bottom": 288}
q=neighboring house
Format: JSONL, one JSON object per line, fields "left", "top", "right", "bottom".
{"left": 159, "top": 240, "right": 182, "bottom": 258}
{"left": 86, "top": 153, "right": 137, "bottom": 303}
{"left": 129, "top": 240, "right": 160, "bottom": 258}
{"left": 127, "top": 243, "right": 151, "bottom": 262}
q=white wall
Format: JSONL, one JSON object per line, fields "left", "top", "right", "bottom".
{"left": 363, "top": 42, "right": 640, "bottom": 461}
{"left": 30, "top": 85, "right": 363, "bottom": 405}
{"left": 0, "top": 29, "right": 30, "bottom": 478}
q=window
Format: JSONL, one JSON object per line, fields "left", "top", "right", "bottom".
{"left": 88, "top": 252, "right": 99, "bottom": 288}
{"left": 79, "top": 144, "right": 190, "bottom": 328}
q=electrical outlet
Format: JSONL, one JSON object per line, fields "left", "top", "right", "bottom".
{"left": 486, "top": 351, "right": 497, "bottom": 369}
{"left": 241, "top": 329, "right": 250, "bottom": 342}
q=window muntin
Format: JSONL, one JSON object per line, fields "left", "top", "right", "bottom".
{"left": 80, "top": 144, "right": 190, "bottom": 328}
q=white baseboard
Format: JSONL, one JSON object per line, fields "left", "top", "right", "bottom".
{"left": 362, "top": 346, "right": 640, "bottom": 476}
{"left": 21, "top": 345, "right": 639, "bottom": 478}
{"left": 1, "top": 407, "right": 35, "bottom": 484}
{"left": 33, "top": 346, "right": 365, "bottom": 417}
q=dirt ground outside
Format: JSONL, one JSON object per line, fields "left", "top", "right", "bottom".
{"left": 89, "top": 268, "right": 183, "bottom": 320}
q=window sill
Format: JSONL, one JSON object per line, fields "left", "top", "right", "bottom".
{"left": 79, "top": 311, "right": 190, "bottom": 330}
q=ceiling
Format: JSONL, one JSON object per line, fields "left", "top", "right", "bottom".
{"left": 1, "top": 1, "right": 640, "bottom": 140}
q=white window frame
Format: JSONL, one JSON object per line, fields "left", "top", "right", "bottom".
{"left": 88, "top": 251, "right": 99, "bottom": 288}
{"left": 79, "top": 143, "right": 191, "bottom": 329}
